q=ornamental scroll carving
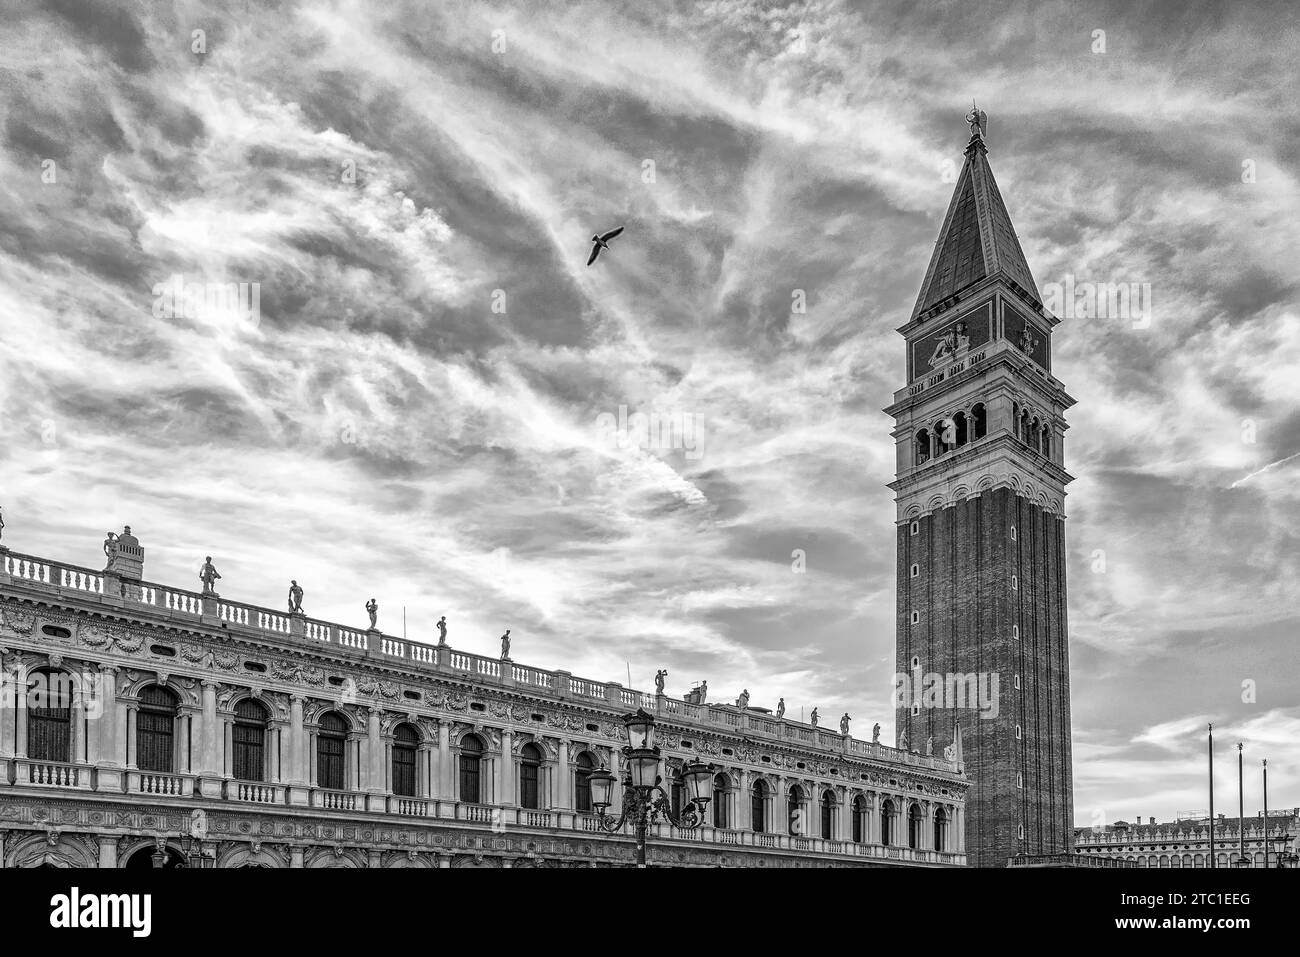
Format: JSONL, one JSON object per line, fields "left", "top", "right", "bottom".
{"left": 271, "top": 659, "right": 325, "bottom": 686}
{"left": 0, "top": 605, "right": 35, "bottom": 635}
{"left": 78, "top": 623, "right": 144, "bottom": 655}
{"left": 425, "top": 690, "right": 469, "bottom": 712}
{"left": 180, "top": 643, "right": 241, "bottom": 671}
{"left": 545, "top": 712, "right": 585, "bottom": 732}
{"left": 354, "top": 677, "right": 400, "bottom": 700}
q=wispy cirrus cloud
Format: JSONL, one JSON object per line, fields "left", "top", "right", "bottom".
{"left": 1, "top": 0, "right": 1297, "bottom": 823}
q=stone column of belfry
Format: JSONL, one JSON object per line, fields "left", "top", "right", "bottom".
{"left": 885, "top": 109, "right": 1075, "bottom": 868}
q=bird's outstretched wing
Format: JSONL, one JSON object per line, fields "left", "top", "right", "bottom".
{"left": 586, "top": 244, "right": 601, "bottom": 266}
{"left": 599, "top": 226, "right": 624, "bottom": 242}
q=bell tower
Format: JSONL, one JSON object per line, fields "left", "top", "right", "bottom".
{"left": 885, "top": 109, "right": 1076, "bottom": 867}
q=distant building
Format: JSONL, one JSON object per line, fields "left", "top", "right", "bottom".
{"left": 1074, "top": 810, "right": 1300, "bottom": 867}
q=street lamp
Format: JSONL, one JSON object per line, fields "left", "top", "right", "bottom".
{"left": 590, "top": 708, "right": 715, "bottom": 868}
{"left": 179, "top": 834, "right": 216, "bottom": 868}
{"left": 1266, "top": 832, "right": 1296, "bottom": 869}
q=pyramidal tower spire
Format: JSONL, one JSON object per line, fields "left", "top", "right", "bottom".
{"left": 910, "top": 105, "right": 1040, "bottom": 324}
{"left": 884, "top": 108, "right": 1076, "bottom": 868}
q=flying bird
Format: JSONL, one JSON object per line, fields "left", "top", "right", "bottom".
{"left": 586, "top": 226, "right": 624, "bottom": 266}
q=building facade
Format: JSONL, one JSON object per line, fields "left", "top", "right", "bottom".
{"left": 887, "top": 111, "right": 1076, "bottom": 868}
{"left": 1074, "top": 811, "right": 1300, "bottom": 868}
{"left": 0, "top": 527, "right": 967, "bottom": 868}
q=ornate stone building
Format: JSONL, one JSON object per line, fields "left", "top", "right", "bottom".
{"left": 887, "top": 110, "right": 1075, "bottom": 867}
{"left": 1073, "top": 811, "right": 1300, "bottom": 868}
{"left": 0, "top": 527, "right": 967, "bottom": 868}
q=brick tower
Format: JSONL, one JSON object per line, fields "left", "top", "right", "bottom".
{"left": 885, "top": 109, "right": 1075, "bottom": 868}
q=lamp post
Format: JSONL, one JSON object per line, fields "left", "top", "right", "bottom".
{"left": 588, "top": 708, "right": 715, "bottom": 868}
{"left": 1266, "top": 832, "right": 1296, "bottom": 870}
{"left": 179, "top": 834, "right": 216, "bottom": 868}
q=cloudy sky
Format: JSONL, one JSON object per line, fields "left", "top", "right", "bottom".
{"left": 1, "top": 0, "right": 1297, "bottom": 826}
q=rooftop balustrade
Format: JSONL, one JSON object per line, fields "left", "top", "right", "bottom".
{"left": 1, "top": 548, "right": 960, "bottom": 776}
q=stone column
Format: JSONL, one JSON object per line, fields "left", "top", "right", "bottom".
{"left": 289, "top": 845, "right": 304, "bottom": 868}
{"left": 198, "top": 681, "right": 222, "bottom": 798}
{"left": 13, "top": 681, "right": 28, "bottom": 758}
{"left": 418, "top": 742, "right": 434, "bottom": 800}
{"left": 364, "top": 708, "right": 383, "bottom": 794}
{"left": 287, "top": 695, "right": 308, "bottom": 806}
{"left": 124, "top": 703, "right": 140, "bottom": 770}
{"left": 177, "top": 712, "right": 194, "bottom": 774}
{"left": 0, "top": 650, "right": 15, "bottom": 783}
{"left": 97, "top": 836, "right": 118, "bottom": 869}
{"left": 556, "top": 739, "right": 570, "bottom": 809}
{"left": 499, "top": 730, "right": 514, "bottom": 806}
{"left": 437, "top": 723, "right": 452, "bottom": 803}
{"left": 89, "top": 665, "right": 120, "bottom": 790}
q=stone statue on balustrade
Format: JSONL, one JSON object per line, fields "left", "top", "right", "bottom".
{"left": 736, "top": 688, "right": 750, "bottom": 709}
{"left": 926, "top": 735, "right": 934, "bottom": 756}
{"left": 698, "top": 680, "right": 707, "bottom": 703}
{"left": 654, "top": 669, "right": 666, "bottom": 695}
{"left": 199, "top": 556, "right": 222, "bottom": 596}
{"left": 0, "top": 504, "right": 6, "bottom": 547}
{"left": 898, "top": 728, "right": 908, "bottom": 751}
{"left": 103, "top": 531, "right": 119, "bottom": 560}
{"left": 776, "top": 697, "right": 785, "bottom": 719}
{"left": 500, "top": 629, "right": 511, "bottom": 660}
{"left": 872, "top": 722, "right": 881, "bottom": 743}
{"left": 810, "top": 707, "right": 819, "bottom": 727}
{"left": 840, "top": 712, "right": 851, "bottom": 735}
{"left": 365, "top": 598, "right": 378, "bottom": 630}
{"left": 287, "top": 580, "right": 304, "bottom": 615}
{"left": 437, "top": 616, "right": 448, "bottom": 644}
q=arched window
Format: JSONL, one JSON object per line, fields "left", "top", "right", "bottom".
{"left": 459, "top": 734, "right": 483, "bottom": 804}
{"left": 1019, "top": 409, "right": 1031, "bottom": 444}
{"left": 908, "top": 803, "right": 924, "bottom": 849}
{"left": 316, "top": 711, "right": 348, "bottom": 790}
{"left": 137, "top": 685, "right": 178, "bottom": 773}
{"left": 574, "top": 752, "right": 595, "bottom": 813}
{"left": 972, "top": 403, "right": 987, "bottom": 440}
{"left": 934, "top": 807, "right": 949, "bottom": 852}
{"left": 881, "top": 799, "right": 896, "bottom": 846}
{"left": 852, "top": 795, "right": 867, "bottom": 843}
{"left": 751, "top": 779, "right": 768, "bottom": 833}
{"left": 953, "top": 411, "right": 968, "bottom": 446}
{"left": 712, "top": 774, "right": 731, "bottom": 829}
{"left": 787, "top": 785, "right": 805, "bottom": 836}
{"left": 233, "top": 699, "right": 268, "bottom": 782}
{"left": 1040, "top": 426, "right": 1051, "bottom": 456}
{"left": 915, "top": 429, "right": 930, "bottom": 466}
{"left": 520, "top": 742, "right": 543, "bottom": 810}
{"left": 27, "top": 669, "right": 73, "bottom": 763}
{"left": 392, "top": 723, "right": 419, "bottom": 797}
{"left": 820, "top": 791, "right": 835, "bottom": 840}
{"left": 934, "top": 420, "right": 951, "bottom": 455}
